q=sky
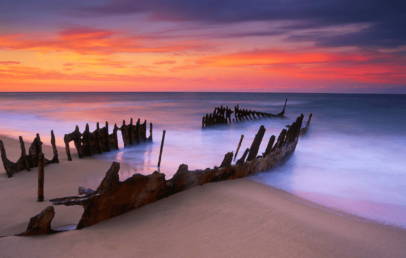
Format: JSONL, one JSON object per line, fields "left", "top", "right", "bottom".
{"left": 0, "top": 0, "right": 405, "bottom": 93}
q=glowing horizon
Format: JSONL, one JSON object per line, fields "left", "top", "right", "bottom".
{"left": 1, "top": 0, "right": 405, "bottom": 93}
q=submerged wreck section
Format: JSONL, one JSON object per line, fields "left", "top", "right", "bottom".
{"left": 64, "top": 119, "right": 152, "bottom": 161}
{"left": 120, "top": 118, "right": 149, "bottom": 147}
{"left": 202, "top": 99, "right": 288, "bottom": 128}
{"left": 51, "top": 113, "right": 312, "bottom": 229}
{"left": 0, "top": 132, "right": 59, "bottom": 178}
{"left": 202, "top": 105, "right": 234, "bottom": 127}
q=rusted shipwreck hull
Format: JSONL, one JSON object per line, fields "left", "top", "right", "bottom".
{"left": 64, "top": 119, "right": 153, "bottom": 161}
{"left": 202, "top": 99, "right": 288, "bottom": 127}
{"left": 16, "top": 206, "right": 56, "bottom": 236}
{"left": 49, "top": 113, "right": 312, "bottom": 230}
{"left": 0, "top": 117, "right": 154, "bottom": 177}
{"left": 0, "top": 132, "right": 58, "bottom": 178}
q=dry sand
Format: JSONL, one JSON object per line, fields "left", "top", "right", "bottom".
{"left": 0, "top": 135, "right": 406, "bottom": 258}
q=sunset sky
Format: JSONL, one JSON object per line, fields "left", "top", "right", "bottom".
{"left": 1, "top": 0, "right": 405, "bottom": 92}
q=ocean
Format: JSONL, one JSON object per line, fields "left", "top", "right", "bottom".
{"left": 0, "top": 92, "right": 405, "bottom": 228}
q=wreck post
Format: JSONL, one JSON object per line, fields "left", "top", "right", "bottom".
{"left": 263, "top": 135, "right": 276, "bottom": 157}
{"left": 129, "top": 118, "right": 134, "bottom": 145}
{"left": 121, "top": 120, "right": 128, "bottom": 147}
{"left": 300, "top": 113, "right": 313, "bottom": 136}
{"left": 158, "top": 130, "right": 166, "bottom": 168}
{"left": 276, "top": 99, "right": 288, "bottom": 117}
{"left": 288, "top": 122, "right": 297, "bottom": 143}
{"left": 282, "top": 98, "right": 287, "bottom": 115}
{"left": 50, "top": 130, "right": 59, "bottom": 163}
{"left": 136, "top": 118, "right": 141, "bottom": 143}
{"left": 73, "top": 125, "right": 83, "bottom": 158}
{"left": 149, "top": 123, "right": 153, "bottom": 141}
{"left": 38, "top": 153, "right": 44, "bottom": 202}
{"left": 95, "top": 123, "right": 103, "bottom": 154}
{"left": 286, "top": 123, "right": 296, "bottom": 147}
{"left": 234, "top": 135, "right": 244, "bottom": 160}
{"left": 0, "top": 140, "right": 14, "bottom": 177}
{"left": 236, "top": 148, "right": 250, "bottom": 165}
{"left": 104, "top": 121, "right": 110, "bottom": 152}
{"left": 35, "top": 134, "right": 43, "bottom": 153}
{"left": 142, "top": 120, "right": 147, "bottom": 141}
{"left": 113, "top": 123, "right": 119, "bottom": 149}
{"left": 220, "top": 152, "right": 233, "bottom": 168}
{"left": 82, "top": 124, "right": 92, "bottom": 156}
{"left": 19, "top": 136, "right": 30, "bottom": 171}
{"left": 28, "top": 134, "right": 42, "bottom": 167}
{"left": 272, "top": 128, "right": 285, "bottom": 153}
{"left": 247, "top": 125, "right": 266, "bottom": 161}
{"left": 64, "top": 134, "right": 72, "bottom": 161}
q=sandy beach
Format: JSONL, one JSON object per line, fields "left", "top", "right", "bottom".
{"left": 1, "top": 135, "right": 406, "bottom": 258}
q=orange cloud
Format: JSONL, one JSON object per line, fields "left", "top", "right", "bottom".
{"left": 197, "top": 49, "right": 369, "bottom": 67}
{"left": 0, "top": 64, "right": 149, "bottom": 81}
{"left": 0, "top": 61, "right": 21, "bottom": 65}
{"left": 263, "top": 63, "right": 406, "bottom": 84}
{"left": 154, "top": 60, "right": 177, "bottom": 65}
{"left": 196, "top": 48, "right": 406, "bottom": 84}
{"left": 0, "top": 62, "right": 271, "bottom": 92}
{"left": 0, "top": 26, "right": 201, "bottom": 55}
{"left": 70, "top": 59, "right": 133, "bottom": 69}
{"left": 169, "top": 64, "right": 201, "bottom": 72}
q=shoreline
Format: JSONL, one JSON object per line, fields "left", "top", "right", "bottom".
{"left": 251, "top": 176, "right": 406, "bottom": 231}
{"left": 1, "top": 135, "right": 406, "bottom": 257}
{"left": 2, "top": 132, "right": 403, "bottom": 231}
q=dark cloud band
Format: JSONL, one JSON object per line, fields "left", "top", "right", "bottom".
{"left": 79, "top": 0, "right": 406, "bottom": 48}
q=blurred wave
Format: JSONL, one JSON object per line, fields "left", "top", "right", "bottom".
{"left": 0, "top": 92, "right": 405, "bottom": 227}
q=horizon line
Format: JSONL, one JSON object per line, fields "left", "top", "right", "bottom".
{"left": 0, "top": 91, "right": 405, "bottom": 95}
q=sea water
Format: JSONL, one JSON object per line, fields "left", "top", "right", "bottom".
{"left": 0, "top": 92, "right": 405, "bottom": 228}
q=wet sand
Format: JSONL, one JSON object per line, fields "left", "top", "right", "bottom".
{"left": 0, "top": 135, "right": 405, "bottom": 258}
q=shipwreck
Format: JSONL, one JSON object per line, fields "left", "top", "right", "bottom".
{"left": 29, "top": 113, "right": 313, "bottom": 232}
{"left": 202, "top": 99, "right": 288, "bottom": 127}
{"left": 8, "top": 110, "right": 312, "bottom": 236}
{"left": 64, "top": 118, "right": 152, "bottom": 161}
{"left": 0, "top": 117, "right": 153, "bottom": 178}
{"left": 0, "top": 132, "right": 58, "bottom": 178}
